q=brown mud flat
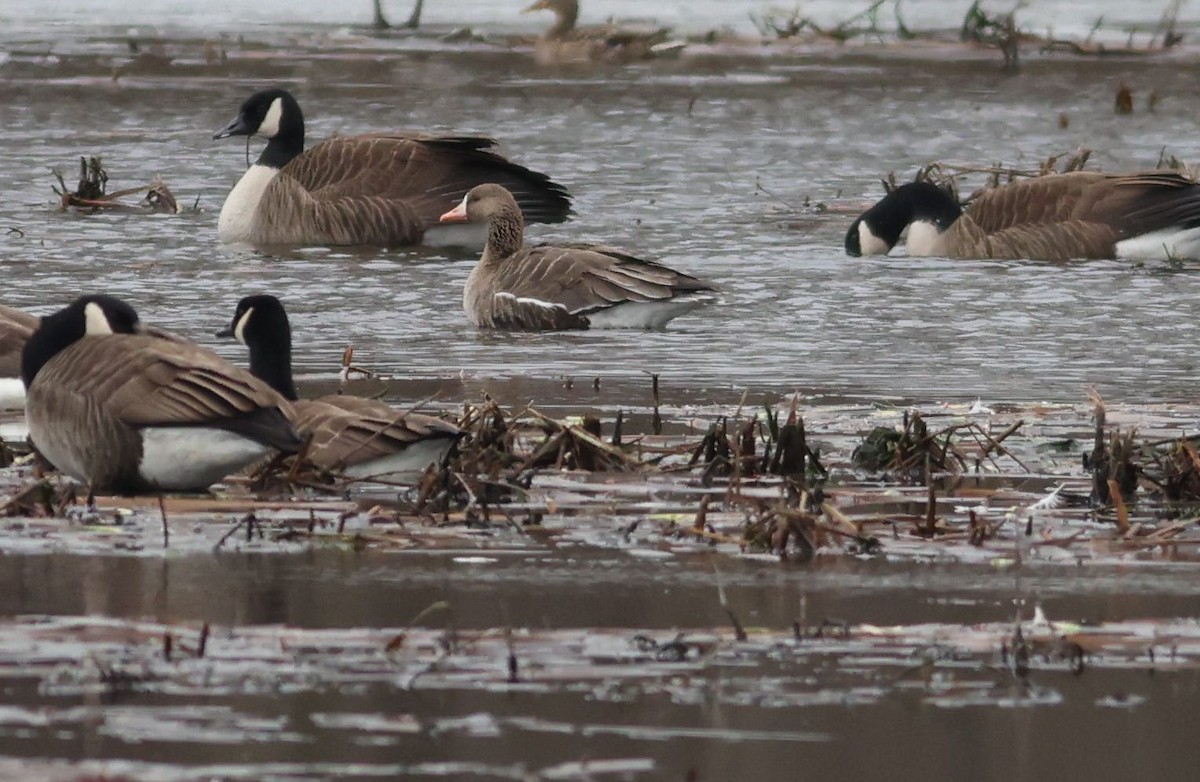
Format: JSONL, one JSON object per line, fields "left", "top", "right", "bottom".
{"left": 2, "top": 395, "right": 1197, "bottom": 566}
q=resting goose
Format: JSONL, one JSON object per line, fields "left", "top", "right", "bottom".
{"left": 213, "top": 88, "right": 573, "bottom": 248}
{"left": 22, "top": 295, "right": 302, "bottom": 493}
{"left": 523, "top": 0, "right": 681, "bottom": 65}
{"left": 845, "top": 171, "right": 1200, "bottom": 261}
{"left": 218, "top": 294, "right": 460, "bottom": 479}
{"left": 439, "top": 183, "right": 716, "bottom": 330}
{"left": 0, "top": 304, "right": 39, "bottom": 409}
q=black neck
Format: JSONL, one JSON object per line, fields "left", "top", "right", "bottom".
{"left": 245, "top": 324, "right": 298, "bottom": 401}
{"left": 20, "top": 310, "right": 79, "bottom": 387}
{"left": 862, "top": 181, "right": 963, "bottom": 248}
{"left": 257, "top": 133, "right": 304, "bottom": 169}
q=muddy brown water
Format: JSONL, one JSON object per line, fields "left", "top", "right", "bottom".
{"left": 5, "top": 12, "right": 1200, "bottom": 781}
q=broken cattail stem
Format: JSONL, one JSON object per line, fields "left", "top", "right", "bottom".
{"left": 924, "top": 454, "right": 937, "bottom": 535}
{"left": 158, "top": 494, "right": 169, "bottom": 548}
{"left": 1107, "top": 479, "right": 1131, "bottom": 534}
{"left": 651, "top": 373, "right": 662, "bottom": 435}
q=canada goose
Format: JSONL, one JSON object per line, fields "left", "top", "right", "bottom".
{"left": 213, "top": 88, "right": 573, "bottom": 248}
{"left": 22, "top": 295, "right": 302, "bottom": 493}
{"left": 522, "top": 0, "right": 682, "bottom": 65}
{"left": 217, "top": 294, "right": 460, "bottom": 479}
{"left": 0, "top": 304, "right": 39, "bottom": 409}
{"left": 845, "top": 171, "right": 1200, "bottom": 261}
{"left": 439, "top": 183, "right": 716, "bottom": 330}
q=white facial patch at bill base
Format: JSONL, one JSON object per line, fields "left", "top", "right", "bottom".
{"left": 904, "top": 220, "right": 945, "bottom": 257}
{"left": 257, "top": 97, "right": 284, "bottom": 138}
{"left": 857, "top": 221, "right": 892, "bottom": 256}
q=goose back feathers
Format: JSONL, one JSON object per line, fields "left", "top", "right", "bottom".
{"left": 0, "top": 304, "right": 39, "bottom": 409}
{"left": 440, "top": 183, "right": 716, "bottom": 330}
{"left": 523, "top": 0, "right": 679, "bottom": 64}
{"left": 23, "top": 296, "right": 301, "bottom": 493}
{"left": 218, "top": 294, "right": 460, "bottom": 478}
{"left": 846, "top": 171, "right": 1200, "bottom": 261}
{"left": 214, "top": 89, "right": 573, "bottom": 248}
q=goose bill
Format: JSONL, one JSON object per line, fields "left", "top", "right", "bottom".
{"left": 213, "top": 114, "right": 252, "bottom": 140}
{"left": 439, "top": 202, "right": 469, "bottom": 223}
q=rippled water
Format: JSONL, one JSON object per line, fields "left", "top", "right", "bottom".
{"left": 5, "top": 37, "right": 1200, "bottom": 405}
{"left": 5, "top": 6, "right": 1200, "bottom": 779}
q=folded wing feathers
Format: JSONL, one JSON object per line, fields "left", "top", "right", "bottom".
{"left": 278, "top": 134, "right": 572, "bottom": 237}
{"left": 966, "top": 171, "right": 1200, "bottom": 241}
{"left": 291, "top": 401, "right": 459, "bottom": 469}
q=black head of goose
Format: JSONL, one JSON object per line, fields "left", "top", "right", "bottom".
{"left": 217, "top": 294, "right": 460, "bottom": 479}
{"left": 439, "top": 183, "right": 717, "bottom": 331}
{"left": 212, "top": 88, "right": 574, "bottom": 249}
{"left": 846, "top": 171, "right": 1200, "bottom": 261}
{"left": 22, "top": 295, "right": 302, "bottom": 494}
{"left": 0, "top": 304, "right": 40, "bottom": 409}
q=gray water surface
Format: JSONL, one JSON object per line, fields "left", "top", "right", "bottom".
{"left": 5, "top": 10, "right": 1200, "bottom": 781}
{"left": 4, "top": 46, "right": 1200, "bottom": 405}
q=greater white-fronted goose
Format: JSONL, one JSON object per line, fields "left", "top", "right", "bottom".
{"left": 22, "top": 295, "right": 302, "bottom": 493}
{"left": 845, "top": 170, "right": 1200, "bottom": 261}
{"left": 0, "top": 304, "right": 39, "bottom": 409}
{"left": 213, "top": 88, "right": 573, "bottom": 248}
{"left": 217, "top": 294, "right": 461, "bottom": 479}
{"left": 523, "top": 0, "right": 681, "bottom": 65}
{"left": 439, "top": 183, "right": 716, "bottom": 330}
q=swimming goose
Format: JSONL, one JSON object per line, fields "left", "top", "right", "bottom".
{"left": 213, "top": 88, "right": 573, "bottom": 248}
{"left": 523, "top": 0, "right": 681, "bottom": 65}
{"left": 217, "top": 294, "right": 461, "bottom": 479}
{"left": 0, "top": 304, "right": 39, "bottom": 409}
{"left": 845, "top": 171, "right": 1200, "bottom": 261}
{"left": 439, "top": 183, "right": 716, "bottom": 330}
{"left": 22, "top": 295, "right": 302, "bottom": 493}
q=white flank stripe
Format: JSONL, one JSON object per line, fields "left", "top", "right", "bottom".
{"left": 495, "top": 291, "right": 569, "bottom": 312}
{"left": 586, "top": 298, "right": 712, "bottom": 329}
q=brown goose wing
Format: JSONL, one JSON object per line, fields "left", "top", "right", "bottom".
{"left": 965, "top": 171, "right": 1200, "bottom": 237}
{"left": 290, "top": 400, "right": 459, "bottom": 470}
{"left": 37, "top": 335, "right": 300, "bottom": 451}
{"left": 262, "top": 135, "right": 571, "bottom": 244}
{"left": 0, "top": 305, "right": 38, "bottom": 377}
{"left": 493, "top": 244, "right": 715, "bottom": 315}
{"left": 951, "top": 217, "right": 1119, "bottom": 260}
{"left": 964, "top": 172, "right": 1112, "bottom": 233}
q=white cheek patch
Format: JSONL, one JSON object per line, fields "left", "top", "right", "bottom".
{"left": 83, "top": 302, "right": 114, "bottom": 335}
{"left": 258, "top": 97, "right": 283, "bottom": 138}
{"left": 857, "top": 222, "right": 892, "bottom": 256}
{"left": 233, "top": 306, "right": 254, "bottom": 345}
{"left": 905, "top": 220, "right": 945, "bottom": 257}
